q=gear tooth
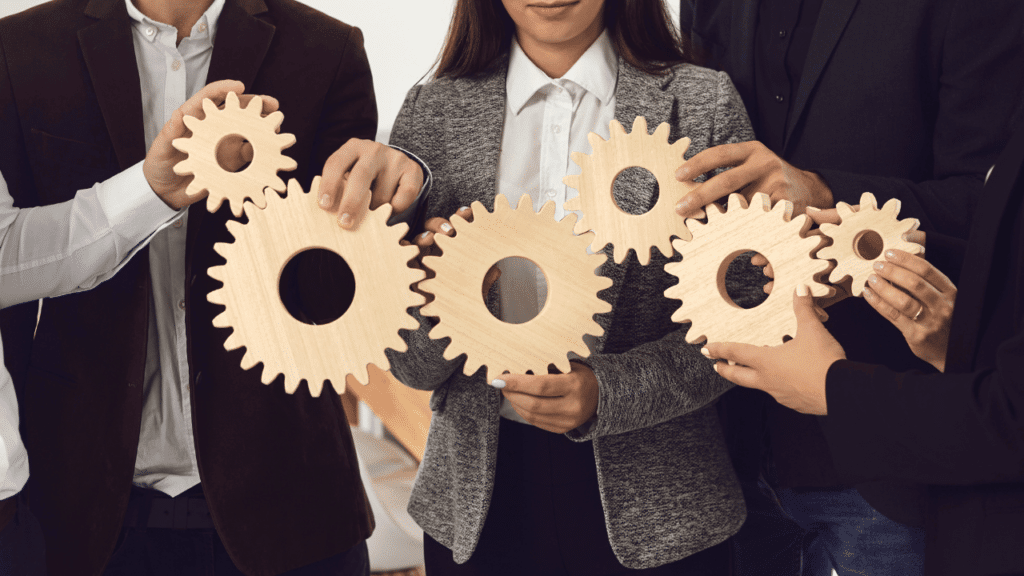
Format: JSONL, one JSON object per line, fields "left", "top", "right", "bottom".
{"left": 329, "top": 379, "right": 347, "bottom": 396}
{"left": 563, "top": 174, "right": 581, "bottom": 191}
{"left": 173, "top": 158, "right": 194, "bottom": 177}
{"left": 171, "top": 137, "right": 192, "bottom": 155}
{"left": 563, "top": 196, "right": 582, "bottom": 212}
{"left": 202, "top": 97, "right": 220, "bottom": 117}
{"left": 859, "top": 192, "right": 878, "bottom": 210}
{"left": 277, "top": 133, "right": 297, "bottom": 152}
{"left": 588, "top": 131, "right": 607, "bottom": 151}
{"left": 705, "top": 201, "right": 726, "bottom": 221}
{"left": 836, "top": 202, "right": 855, "bottom": 220}
{"left": 726, "top": 193, "right": 748, "bottom": 212}
{"left": 205, "top": 193, "right": 225, "bottom": 214}
{"left": 262, "top": 109, "right": 285, "bottom": 130}
{"left": 537, "top": 200, "right": 556, "bottom": 219}
{"left": 227, "top": 198, "right": 246, "bottom": 218}
{"left": 278, "top": 372, "right": 299, "bottom": 392}
{"left": 512, "top": 193, "right": 531, "bottom": 212}
{"left": 569, "top": 152, "right": 589, "bottom": 170}
{"left": 635, "top": 247, "right": 652, "bottom": 266}
{"left": 185, "top": 179, "right": 206, "bottom": 197}
{"left": 818, "top": 222, "right": 839, "bottom": 236}
{"left": 673, "top": 136, "right": 692, "bottom": 157}
{"left": 630, "top": 116, "right": 649, "bottom": 135}
{"left": 182, "top": 114, "right": 201, "bottom": 133}
{"left": 609, "top": 119, "right": 627, "bottom": 137}
{"left": 305, "top": 378, "right": 325, "bottom": 397}
{"left": 222, "top": 331, "right": 242, "bottom": 351}
{"left": 652, "top": 121, "right": 670, "bottom": 142}
{"left": 245, "top": 94, "right": 264, "bottom": 114}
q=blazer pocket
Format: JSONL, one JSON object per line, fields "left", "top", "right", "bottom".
{"left": 26, "top": 128, "right": 116, "bottom": 202}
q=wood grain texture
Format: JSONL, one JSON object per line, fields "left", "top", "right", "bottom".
{"left": 173, "top": 91, "right": 297, "bottom": 217}
{"left": 665, "top": 193, "right": 834, "bottom": 346}
{"left": 818, "top": 192, "right": 923, "bottom": 297}
{"left": 419, "top": 194, "right": 613, "bottom": 383}
{"left": 207, "top": 177, "right": 426, "bottom": 396}
{"left": 344, "top": 366, "right": 432, "bottom": 462}
{"left": 563, "top": 116, "right": 699, "bottom": 265}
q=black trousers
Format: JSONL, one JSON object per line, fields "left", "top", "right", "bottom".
{"left": 425, "top": 418, "right": 730, "bottom": 576}
{"left": 0, "top": 495, "right": 47, "bottom": 576}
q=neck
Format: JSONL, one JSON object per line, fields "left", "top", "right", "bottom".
{"left": 132, "top": 0, "right": 214, "bottom": 44}
{"left": 516, "top": 24, "right": 604, "bottom": 79}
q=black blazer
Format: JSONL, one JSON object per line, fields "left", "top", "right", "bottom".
{"left": 821, "top": 128, "right": 1024, "bottom": 576}
{"left": 681, "top": 0, "right": 1024, "bottom": 525}
{"left": 0, "top": 0, "right": 376, "bottom": 574}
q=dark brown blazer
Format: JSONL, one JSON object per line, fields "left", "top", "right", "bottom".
{"left": 0, "top": 0, "right": 376, "bottom": 574}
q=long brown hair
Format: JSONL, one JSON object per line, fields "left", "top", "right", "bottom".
{"left": 434, "top": 0, "right": 694, "bottom": 79}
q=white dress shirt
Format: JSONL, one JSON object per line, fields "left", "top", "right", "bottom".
{"left": 495, "top": 32, "right": 617, "bottom": 422}
{"left": 0, "top": 166, "right": 180, "bottom": 500}
{"left": 125, "top": 0, "right": 225, "bottom": 496}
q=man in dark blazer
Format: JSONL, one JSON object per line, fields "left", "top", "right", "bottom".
{"left": 676, "top": 0, "right": 1024, "bottom": 573}
{"left": 0, "top": 0, "right": 422, "bottom": 574}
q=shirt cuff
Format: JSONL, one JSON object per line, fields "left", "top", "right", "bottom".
{"left": 95, "top": 161, "right": 183, "bottom": 246}
{"left": 386, "top": 145, "right": 432, "bottom": 229}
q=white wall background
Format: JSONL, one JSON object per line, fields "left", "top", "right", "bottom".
{"left": 0, "top": 0, "right": 680, "bottom": 142}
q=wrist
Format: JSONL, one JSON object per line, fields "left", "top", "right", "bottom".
{"left": 805, "top": 170, "right": 834, "bottom": 209}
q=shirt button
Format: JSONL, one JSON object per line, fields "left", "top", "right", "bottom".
{"left": 552, "top": 125, "right": 562, "bottom": 134}
{"left": 776, "top": 94, "right": 785, "bottom": 102}
{"left": 198, "top": 22, "right": 208, "bottom": 33}
{"left": 145, "top": 27, "right": 155, "bottom": 36}
{"left": 178, "top": 299, "right": 186, "bottom": 310}
{"left": 546, "top": 189, "right": 557, "bottom": 198}
{"left": 171, "top": 60, "right": 182, "bottom": 71}
{"left": 173, "top": 219, "right": 184, "bottom": 229}
{"left": 779, "top": 30, "right": 787, "bottom": 38}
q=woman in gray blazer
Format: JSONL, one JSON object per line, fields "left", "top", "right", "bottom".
{"left": 385, "top": 0, "right": 758, "bottom": 573}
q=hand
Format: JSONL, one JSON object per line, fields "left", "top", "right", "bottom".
{"left": 492, "top": 361, "right": 599, "bottom": 434}
{"left": 674, "top": 141, "right": 833, "bottom": 218}
{"left": 705, "top": 286, "right": 846, "bottom": 415}
{"left": 863, "top": 249, "right": 955, "bottom": 371}
{"left": 317, "top": 139, "right": 423, "bottom": 229}
{"left": 408, "top": 207, "right": 501, "bottom": 302}
{"left": 144, "top": 80, "right": 280, "bottom": 209}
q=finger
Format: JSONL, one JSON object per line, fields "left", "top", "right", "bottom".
{"left": 884, "top": 249, "right": 955, "bottom": 295}
{"left": 792, "top": 285, "right": 825, "bottom": 336}
{"left": 675, "top": 162, "right": 764, "bottom": 217}
{"left": 675, "top": 142, "right": 755, "bottom": 182}
{"left": 805, "top": 206, "right": 841, "bottom": 225}
{"left": 703, "top": 342, "right": 763, "bottom": 371}
{"left": 336, "top": 153, "right": 380, "bottom": 228}
{"left": 713, "top": 361, "right": 763, "bottom": 390}
{"left": 863, "top": 285, "right": 914, "bottom": 334}
{"left": 872, "top": 262, "right": 942, "bottom": 314}
{"left": 319, "top": 142, "right": 361, "bottom": 213}
{"left": 492, "top": 373, "right": 563, "bottom": 397}
{"left": 763, "top": 280, "right": 774, "bottom": 295}
{"left": 903, "top": 230, "right": 926, "bottom": 249}
{"left": 369, "top": 161, "right": 402, "bottom": 210}
{"left": 764, "top": 262, "right": 774, "bottom": 278}
{"left": 455, "top": 206, "right": 473, "bottom": 223}
{"left": 424, "top": 217, "right": 455, "bottom": 237}
{"left": 389, "top": 167, "right": 423, "bottom": 215}
{"left": 814, "top": 305, "right": 829, "bottom": 323}
{"left": 750, "top": 253, "right": 767, "bottom": 267}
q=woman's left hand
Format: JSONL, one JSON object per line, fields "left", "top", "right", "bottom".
{"left": 705, "top": 286, "right": 846, "bottom": 415}
{"left": 863, "top": 248, "right": 955, "bottom": 372}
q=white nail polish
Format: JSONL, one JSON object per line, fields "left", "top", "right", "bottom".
{"left": 796, "top": 284, "right": 808, "bottom": 297}
{"left": 441, "top": 223, "right": 453, "bottom": 234}
{"left": 490, "top": 379, "right": 506, "bottom": 389}
{"left": 700, "top": 347, "right": 711, "bottom": 358}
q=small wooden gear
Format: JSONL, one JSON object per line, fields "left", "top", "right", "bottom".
{"left": 664, "top": 193, "right": 833, "bottom": 346}
{"left": 563, "top": 116, "right": 698, "bottom": 265}
{"left": 173, "top": 91, "right": 297, "bottom": 217}
{"left": 817, "top": 192, "right": 923, "bottom": 297}
{"left": 207, "top": 177, "right": 426, "bottom": 396}
{"left": 419, "top": 194, "right": 612, "bottom": 382}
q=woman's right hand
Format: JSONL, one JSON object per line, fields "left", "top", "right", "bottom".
{"left": 409, "top": 206, "right": 501, "bottom": 302}
{"left": 863, "top": 248, "right": 956, "bottom": 372}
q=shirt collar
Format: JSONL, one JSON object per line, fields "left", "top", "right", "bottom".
{"left": 506, "top": 30, "right": 618, "bottom": 116}
{"left": 125, "top": 0, "right": 225, "bottom": 46}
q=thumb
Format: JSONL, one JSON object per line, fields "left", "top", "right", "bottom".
{"left": 805, "top": 206, "right": 840, "bottom": 225}
{"left": 793, "top": 285, "right": 824, "bottom": 336}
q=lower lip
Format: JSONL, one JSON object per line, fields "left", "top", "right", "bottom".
{"left": 530, "top": 2, "right": 579, "bottom": 15}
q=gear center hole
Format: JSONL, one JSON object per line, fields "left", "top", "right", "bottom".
{"left": 487, "top": 257, "right": 549, "bottom": 324}
{"left": 279, "top": 248, "right": 355, "bottom": 325}
{"left": 215, "top": 134, "right": 253, "bottom": 173}
{"left": 612, "top": 167, "right": 659, "bottom": 215}
{"left": 719, "top": 251, "right": 771, "bottom": 310}
{"left": 854, "top": 230, "right": 884, "bottom": 260}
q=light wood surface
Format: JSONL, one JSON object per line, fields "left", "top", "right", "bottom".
{"left": 419, "top": 194, "right": 612, "bottom": 383}
{"left": 173, "top": 92, "right": 297, "bottom": 217}
{"left": 818, "top": 192, "right": 923, "bottom": 297}
{"left": 563, "top": 116, "right": 699, "bottom": 265}
{"left": 665, "top": 193, "right": 834, "bottom": 346}
{"left": 343, "top": 366, "right": 432, "bottom": 462}
{"left": 207, "top": 177, "right": 426, "bottom": 396}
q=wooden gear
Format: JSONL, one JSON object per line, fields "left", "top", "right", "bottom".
{"left": 817, "top": 192, "right": 923, "bottom": 297}
{"left": 207, "top": 177, "right": 425, "bottom": 396}
{"left": 664, "top": 193, "right": 834, "bottom": 346}
{"left": 173, "top": 91, "right": 297, "bottom": 217}
{"left": 419, "top": 194, "right": 612, "bottom": 383}
{"left": 562, "top": 116, "right": 699, "bottom": 265}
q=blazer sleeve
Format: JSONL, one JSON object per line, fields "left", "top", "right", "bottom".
{"left": 385, "top": 85, "right": 466, "bottom": 392}
{"left": 568, "top": 72, "right": 756, "bottom": 440}
{"left": 816, "top": 0, "right": 1024, "bottom": 238}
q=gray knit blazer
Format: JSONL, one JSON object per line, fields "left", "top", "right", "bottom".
{"left": 386, "top": 57, "right": 756, "bottom": 569}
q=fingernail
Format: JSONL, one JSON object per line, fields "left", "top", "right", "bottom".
{"left": 701, "top": 347, "right": 711, "bottom": 358}
{"left": 873, "top": 261, "right": 884, "bottom": 271}
{"left": 728, "top": 360, "right": 736, "bottom": 366}
{"left": 676, "top": 199, "right": 691, "bottom": 214}
{"left": 490, "top": 379, "right": 506, "bottom": 389}
{"left": 796, "top": 284, "right": 808, "bottom": 297}
{"left": 458, "top": 206, "right": 471, "bottom": 213}
{"left": 863, "top": 287, "right": 874, "bottom": 300}
{"left": 419, "top": 231, "right": 430, "bottom": 240}
{"left": 885, "top": 249, "right": 895, "bottom": 259}
{"left": 440, "top": 222, "right": 453, "bottom": 235}
{"left": 338, "top": 213, "right": 353, "bottom": 228}
{"left": 806, "top": 206, "right": 820, "bottom": 213}
{"left": 318, "top": 194, "right": 331, "bottom": 208}
{"left": 713, "top": 363, "right": 719, "bottom": 373}
{"left": 869, "top": 274, "right": 879, "bottom": 284}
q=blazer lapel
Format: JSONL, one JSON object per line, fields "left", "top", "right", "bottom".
{"left": 79, "top": 0, "right": 146, "bottom": 170}
{"left": 784, "top": 0, "right": 859, "bottom": 149}
{"left": 728, "top": 0, "right": 759, "bottom": 109}
{"left": 947, "top": 128, "right": 1024, "bottom": 371}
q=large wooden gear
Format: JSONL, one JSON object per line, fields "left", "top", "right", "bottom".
{"left": 419, "top": 194, "right": 612, "bottom": 382}
{"left": 173, "top": 92, "right": 297, "bottom": 217}
{"left": 207, "top": 177, "right": 425, "bottom": 396}
{"left": 563, "top": 116, "right": 698, "bottom": 265}
{"left": 817, "top": 192, "right": 923, "bottom": 297}
{"left": 664, "top": 193, "right": 833, "bottom": 346}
